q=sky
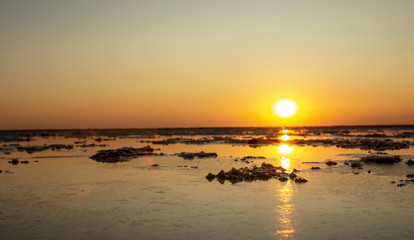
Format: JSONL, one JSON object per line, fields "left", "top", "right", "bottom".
{"left": 1, "top": 0, "right": 414, "bottom": 130}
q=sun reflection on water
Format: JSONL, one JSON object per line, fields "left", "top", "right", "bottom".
{"left": 280, "top": 156, "right": 290, "bottom": 170}
{"left": 277, "top": 144, "right": 294, "bottom": 155}
{"left": 274, "top": 129, "right": 296, "bottom": 238}
{"left": 281, "top": 134, "right": 290, "bottom": 141}
{"left": 275, "top": 181, "right": 296, "bottom": 238}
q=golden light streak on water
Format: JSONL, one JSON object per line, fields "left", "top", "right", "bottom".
{"left": 281, "top": 134, "right": 290, "bottom": 141}
{"left": 275, "top": 181, "right": 296, "bottom": 239}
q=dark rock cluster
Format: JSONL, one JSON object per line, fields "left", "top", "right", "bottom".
{"left": 90, "top": 145, "right": 159, "bottom": 163}
{"left": 334, "top": 139, "right": 409, "bottom": 151}
{"left": 326, "top": 160, "right": 338, "bottom": 166}
{"left": 360, "top": 155, "right": 401, "bottom": 164}
{"left": 17, "top": 144, "right": 74, "bottom": 154}
{"left": 205, "top": 162, "right": 307, "bottom": 184}
{"left": 234, "top": 156, "right": 266, "bottom": 163}
{"left": 394, "top": 174, "right": 414, "bottom": 187}
{"left": 406, "top": 159, "right": 414, "bottom": 165}
{"left": 176, "top": 151, "right": 218, "bottom": 160}
{"left": 344, "top": 154, "right": 402, "bottom": 170}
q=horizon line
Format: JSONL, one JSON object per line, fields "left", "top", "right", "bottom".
{"left": 1, "top": 124, "right": 414, "bottom": 132}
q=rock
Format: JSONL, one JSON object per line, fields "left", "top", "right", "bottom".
{"left": 205, "top": 173, "right": 216, "bottom": 181}
{"left": 0, "top": 170, "right": 2, "bottom": 173}
{"left": 406, "top": 174, "right": 414, "bottom": 178}
{"left": 390, "top": 181, "right": 396, "bottom": 184}
{"left": 216, "top": 170, "right": 226, "bottom": 180}
{"left": 90, "top": 146, "right": 160, "bottom": 163}
{"left": 397, "top": 183, "right": 406, "bottom": 187}
{"left": 10, "top": 159, "right": 19, "bottom": 165}
{"left": 176, "top": 151, "right": 218, "bottom": 160}
{"left": 206, "top": 162, "right": 307, "bottom": 184}
{"left": 350, "top": 162, "right": 362, "bottom": 168}
{"left": 278, "top": 177, "right": 288, "bottom": 181}
{"left": 326, "top": 160, "right": 337, "bottom": 166}
{"left": 294, "top": 177, "right": 308, "bottom": 183}
{"left": 17, "top": 144, "right": 74, "bottom": 154}
{"left": 311, "top": 166, "right": 321, "bottom": 170}
{"left": 360, "top": 155, "right": 401, "bottom": 164}
{"left": 151, "top": 164, "right": 159, "bottom": 167}
{"left": 405, "top": 159, "right": 414, "bottom": 165}
{"left": 367, "top": 170, "right": 371, "bottom": 174}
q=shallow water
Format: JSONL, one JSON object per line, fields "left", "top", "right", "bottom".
{"left": 1, "top": 129, "right": 414, "bottom": 240}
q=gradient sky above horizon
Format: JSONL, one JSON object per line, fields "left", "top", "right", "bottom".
{"left": 1, "top": 0, "right": 414, "bottom": 130}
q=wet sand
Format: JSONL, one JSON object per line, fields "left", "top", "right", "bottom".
{"left": 1, "top": 127, "right": 414, "bottom": 239}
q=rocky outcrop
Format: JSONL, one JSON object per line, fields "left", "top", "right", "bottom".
{"left": 360, "top": 155, "right": 401, "bottom": 164}
{"left": 90, "top": 145, "right": 159, "bottom": 163}
{"left": 176, "top": 151, "right": 218, "bottom": 160}
{"left": 205, "top": 162, "right": 307, "bottom": 184}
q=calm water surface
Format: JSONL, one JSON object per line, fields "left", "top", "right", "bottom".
{"left": 1, "top": 130, "right": 414, "bottom": 240}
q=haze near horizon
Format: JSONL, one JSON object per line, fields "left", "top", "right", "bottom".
{"left": 1, "top": 0, "right": 414, "bottom": 130}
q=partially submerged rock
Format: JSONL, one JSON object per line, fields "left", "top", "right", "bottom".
{"left": 294, "top": 177, "right": 308, "bottom": 183}
{"left": 8, "top": 159, "right": 19, "bottom": 165}
{"left": 176, "top": 151, "right": 218, "bottom": 160}
{"left": 326, "top": 160, "right": 337, "bottom": 166}
{"left": 360, "top": 155, "right": 401, "bottom": 164}
{"left": 350, "top": 162, "right": 362, "bottom": 168}
{"left": 406, "top": 159, "right": 414, "bottom": 165}
{"left": 90, "top": 145, "right": 159, "bottom": 163}
{"left": 205, "top": 162, "right": 307, "bottom": 184}
{"left": 16, "top": 144, "right": 74, "bottom": 154}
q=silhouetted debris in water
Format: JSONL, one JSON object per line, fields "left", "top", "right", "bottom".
{"left": 311, "top": 166, "right": 321, "bottom": 170}
{"left": 235, "top": 156, "right": 266, "bottom": 163}
{"left": 406, "top": 174, "right": 414, "bottom": 178}
{"left": 90, "top": 145, "right": 159, "bottom": 163}
{"left": 350, "top": 162, "right": 362, "bottom": 168}
{"left": 8, "top": 159, "right": 19, "bottom": 165}
{"left": 326, "top": 160, "right": 337, "bottom": 166}
{"left": 206, "top": 173, "right": 215, "bottom": 181}
{"left": 360, "top": 155, "right": 401, "bottom": 164}
{"left": 16, "top": 144, "right": 74, "bottom": 154}
{"left": 405, "top": 159, "right": 414, "bottom": 165}
{"left": 20, "top": 160, "right": 29, "bottom": 164}
{"left": 248, "top": 138, "right": 275, "bottom": 146}
{"left": 294, "top": 177, "right": 308, "bottom": 183}
{"left": 205, "top": 162, "right": 307, "bottom": 184}
{"left": 334, "top": 139, "right": 409, "bottom": 151}
{"left": 176, "top": 151, "right": 218, "bottom": 160}
{"left": 279, "top": 176, "right": 288, "bottom": 181}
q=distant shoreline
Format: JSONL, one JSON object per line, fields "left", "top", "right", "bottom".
{"left": 1, "top": 124, "right": 414, "bottom": 132}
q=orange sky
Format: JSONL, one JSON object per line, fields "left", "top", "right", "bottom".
{"left": 1, "top": 0, "right": 414, "bottom": 129}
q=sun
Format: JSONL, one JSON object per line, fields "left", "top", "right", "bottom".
{"left": 272, "top": 99, "right": 298, "bottom": 118}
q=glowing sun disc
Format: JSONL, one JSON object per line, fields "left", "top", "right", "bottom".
{"left": 272, "top": 99, "right": 298, "bottom": 118}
